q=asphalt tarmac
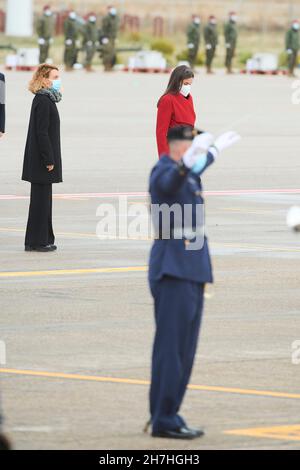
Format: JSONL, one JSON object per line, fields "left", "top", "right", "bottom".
{"left": 0, "top": 68, "right": 300, "bottom": 450}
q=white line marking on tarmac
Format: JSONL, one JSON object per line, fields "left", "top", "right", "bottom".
{"left": 10, "top": 426, "right": 56, "bottom": 433}
{"left": 0, "top": 188, "right": 300, "bottom": 201}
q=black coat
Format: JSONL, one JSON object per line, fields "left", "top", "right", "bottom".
{"left": 0, "top": 73, "right": 5, "bottom": 133}
{"left": 22, "top": 94, "right": 63, "bottom": 184}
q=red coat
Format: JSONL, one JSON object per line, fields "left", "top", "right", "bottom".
{"left": 156, "top": 92, "right": 196, "bottom": 157}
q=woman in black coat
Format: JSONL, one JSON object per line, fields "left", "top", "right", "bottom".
{"left": 22, "top": 64, "right": 63, "bottom": 252}
{"left": 0, "top": 72, "right": 5, "bottom": 136}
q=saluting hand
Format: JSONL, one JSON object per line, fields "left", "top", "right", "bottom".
{"left": 47, "top": 165, "right": 54, "bottom": 172}
{"left": 183, "top": 132, "right": 214, "bottom": 168}
{"left": 213, "top": 131, "right": 241, "bottom": 154}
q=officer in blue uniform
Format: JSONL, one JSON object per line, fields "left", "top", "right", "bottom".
{"left": 147, "top": 125, "right": 240, "bottom": 439}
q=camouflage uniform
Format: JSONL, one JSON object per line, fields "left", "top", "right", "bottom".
{"left": 224, "top": 20, "right": 237, "bottom": 73}
{"left": 204, "top": 22, "right": 218, "bottom": 73}
{"left": 100, "top": 38, "right": 116, "bottom": 72}
{"left": 83, "top": 19, "right": 98, "bottom": 70}
{"left": 101, "top": 11, "right": 119, "bottom": 46}
{"left": 286, "top": 26, "right": 300, "bottom": 76}
{"left": 186, "top": 20, "right": 201, "bottom": 69}
{"left": 64, "top": 15, "right": 80, "bottom": 70}
{"left": 36, "top": 12, "right": 55, "bottom": 63}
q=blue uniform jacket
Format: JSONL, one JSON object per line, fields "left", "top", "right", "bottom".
{"left": 148, "top": 153, "right": 214, "bottom": 284}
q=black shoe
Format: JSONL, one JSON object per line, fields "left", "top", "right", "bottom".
{"left": 0, "top": 433, "right": 11, "bottom": 450}
{"left": 152, "top": 426, "right": 205, "bottom": 440}
{"left": 25, "top": 245, "right": 56, "bottom": 252}
{"left": 187, "top": 427, "right": 205, "bottom": 438}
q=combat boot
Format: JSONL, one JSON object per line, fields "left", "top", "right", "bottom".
{"left": 85, "top": 65, "right": 95, "bottom": 72}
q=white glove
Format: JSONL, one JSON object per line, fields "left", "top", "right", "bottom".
{"left": 187, "top": 43, "right": 195, "bottom": 49}
{"left": 211, "top": 131, "right": 241, "bottom": 154}
{"left": 76, "top": 40, "right": 81, "bottom": 48}
{"left": 65, "top": 39, "right": 73, "bottom": 46}
{"left": 286, "top": 49, "right": 293, "bottom": 54}
{"left": 87, "top": 40, "right": 93, "bottom": 47}
{"left": 49, "top": 38, "right": 54, "bottom": 44}
{"left": 192, "top": 133, "right": 214, "bottom": 152}
{"left": 226, "top": 43, "right": 231, "bottom": 48}
{"left": 38, "top": 38, "right": 45, "bottom": 45}
{"left": 206, "top": 44, "right": 212, "bottom": 50}
{"left": 183, "top": 132, "right": 214, "bottom": 168}
{"left": 287, "top": 206, "right": 300, "bottom": 231}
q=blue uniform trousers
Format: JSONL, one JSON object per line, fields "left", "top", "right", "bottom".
{"left": 149, "top": 275, "right": 204, "bottom": 433}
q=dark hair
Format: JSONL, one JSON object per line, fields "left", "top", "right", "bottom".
{"left": 157, "top": 65, "right": 194, "bottom": 107}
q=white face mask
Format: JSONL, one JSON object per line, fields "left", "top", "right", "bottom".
{"left": 89, "top": 16, "right": 96, "bottom": 23}
{"left": 69, "top": 12, "right": 76, "bottom": 20}
{"left": 180, "top": 83, "right": 192, "bottom": 97}
{"left": 194, "top": 17, "right": 200, "bottom": 25}
{"left": 110, "top": 8, "right": 117, "bottom": 16}
{"left": 230, "top": 15, "right": 237, "bottom": 22}
{"left": 293, "top": 23, "right": 299, "bottom": 31}
{"left": 44, "top": 10, "right": 52, "bottom": 17}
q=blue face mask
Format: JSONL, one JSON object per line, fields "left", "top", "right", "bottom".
{"left": 51, "top": 79, "right": 62, "bottom": 92}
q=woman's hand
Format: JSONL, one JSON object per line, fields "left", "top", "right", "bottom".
{"left": 0, "top": 132, "right": 4, "bottom": 138}
{"left": 46, "top": 165, "right": 54, "bottom": 172}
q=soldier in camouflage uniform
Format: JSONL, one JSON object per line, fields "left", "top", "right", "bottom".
{"left": 186, "top": 15, "right": 201, "bottom": 70}
{"left": 204, "top": 16, "right": 218, "bottom": 74}
{"left": 101, "top": 5, "right": 119, "bottom": 47}
{"left": 286, "top": 20, "right": 300, "bottom": 77}
{"left": 83, "top": 13, "right": 98, "bottom": 72}
{"left": 64, "top": 10, "right": 80, "bottom": 71}
{"left": 224, "top": 12, "right": 238, "bottom": 74}
{"left": 36, "top": 5, "right": 55, "bottom": 64}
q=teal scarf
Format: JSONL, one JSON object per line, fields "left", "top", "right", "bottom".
{"left": 37, "top": 87, "right": 62, "bottom": 103}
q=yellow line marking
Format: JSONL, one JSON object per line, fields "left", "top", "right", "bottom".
{"left": 188, "top": 384, "right": 300, "bottom": 399}
{"left": 0, "top": 227, "right": 150, "bottom": 241}
{"left": 0, "top": 266, "right": 147, "bottom": 278}
{"left": 0, "top": 368, "right": 149, "bottom": 386}
{"left": 0, "top": 368, "right": 300, "bottom": 401}
{"left": 224, "top": 424, "right": 300, "bottom": 441}
{"left": 1, "top": 227, "right": 300, "bottom": 252}
{"left": 213, "top": 242, "right": 300, "bottom": 253}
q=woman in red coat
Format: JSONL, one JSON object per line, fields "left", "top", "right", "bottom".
{"left": 156, "top": 65, "right": 196, "bottom": 157}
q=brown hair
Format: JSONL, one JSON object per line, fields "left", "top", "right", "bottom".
{"left": 28, "top": 63, "right": 59, "bottom": 94}
{"left": 157, "top": 65, "right": 194, "bottom": 107}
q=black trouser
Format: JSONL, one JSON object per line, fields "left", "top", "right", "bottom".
{"left": 25, "top": 183, "right": 54, "bottom": 247}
